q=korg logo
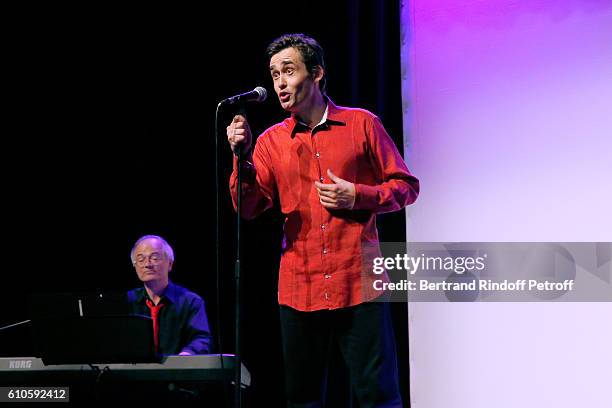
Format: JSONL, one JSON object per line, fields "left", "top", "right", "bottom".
{"left": 9, "top": 360, "right": 32, "bottom": 369}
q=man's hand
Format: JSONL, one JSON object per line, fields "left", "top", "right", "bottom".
{"left": 314, "top": 169, "right": 356, "bottom": 210}
{"left": 226, "top": 114, "right": 252, "bottom": 154}
{"left": 179, "top": 351, "right": 194, "bottom": 356}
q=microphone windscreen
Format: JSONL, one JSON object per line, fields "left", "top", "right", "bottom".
{"left": 254, "top": 87, "right": 267, "bottom": 102}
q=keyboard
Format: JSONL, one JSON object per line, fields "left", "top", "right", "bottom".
{"left": 0, "top": 355, "right": 250, "bottom": 386}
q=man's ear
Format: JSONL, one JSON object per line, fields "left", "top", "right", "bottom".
{"left": 168, "top": 260, "right": 173, "bottom": 272}
{"left": 313, "top": 65, "right": 325, "bottom": 84}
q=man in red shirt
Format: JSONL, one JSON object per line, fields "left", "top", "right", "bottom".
{"left": 227, "top": 33, "right": 419, "bottom": 408}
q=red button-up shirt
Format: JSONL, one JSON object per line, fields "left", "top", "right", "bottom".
{"left": 230, "top": 99, "right": 419, "bottom": 311}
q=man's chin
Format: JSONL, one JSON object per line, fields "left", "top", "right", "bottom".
{"left": 280, "top": 99, "right": 296, "bottom": 111}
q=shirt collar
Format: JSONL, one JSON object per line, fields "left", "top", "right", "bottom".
{"left": 289, "top": 96, "right": 346, "bottom": 137}
{"left": 135, "top": 280, "right": 178, "bottom": 305}
{"left": 296, "top": 103, "right": 328, "bottom": 128}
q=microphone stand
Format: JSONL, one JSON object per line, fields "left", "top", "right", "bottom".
{"left": 233, "top": 103, "right": 245, "bottom": 408}
{"left": 216, "top": 100, "right": 246, "bottom": 408}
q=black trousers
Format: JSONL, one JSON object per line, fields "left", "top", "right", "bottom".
{"left": 279, "top": 301, "right": 403, "bottom": 408}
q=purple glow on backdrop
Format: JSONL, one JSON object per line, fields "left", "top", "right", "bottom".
{"left": 400, "top": 1, "right": 612, "bottom": 407}
{"left": 402, "top": 0, "right": 612, "bottom": 242}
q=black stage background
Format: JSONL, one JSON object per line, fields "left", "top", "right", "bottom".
{"left": 2, "top": 1, "right": 409, "bottom": 406}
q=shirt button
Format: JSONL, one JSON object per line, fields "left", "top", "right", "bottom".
{"left": 324, "top": 274, "right": 331, "bottom": 279}
{"left": 324, "top": 293, "right": 330, "bottom": 300}
{"left": 319, "top": 177, "right": 324, "bottom": 182}
{"left": 315, "top": 152, "right": 320, "bottom": 158}
{"left": 321, "top": 224, "right": 326, "bottom": 230}
{"left": 323, "top": 248, "right": 328, "bottom": 254}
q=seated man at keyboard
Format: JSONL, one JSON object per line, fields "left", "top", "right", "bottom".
{"left": 128, "top": 235, "right": 211, "bottom": 355}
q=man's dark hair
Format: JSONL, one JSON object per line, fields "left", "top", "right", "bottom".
{"left": 266, "top": 33, "right": 327, "bottom": 94}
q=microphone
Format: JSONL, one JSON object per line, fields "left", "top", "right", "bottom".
{"left": 220, "top": 86, "right": 267, "bottom": 105}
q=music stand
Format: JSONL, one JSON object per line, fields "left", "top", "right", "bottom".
{"left": 28, "top": 292, "right": 158, "bottom": 365}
